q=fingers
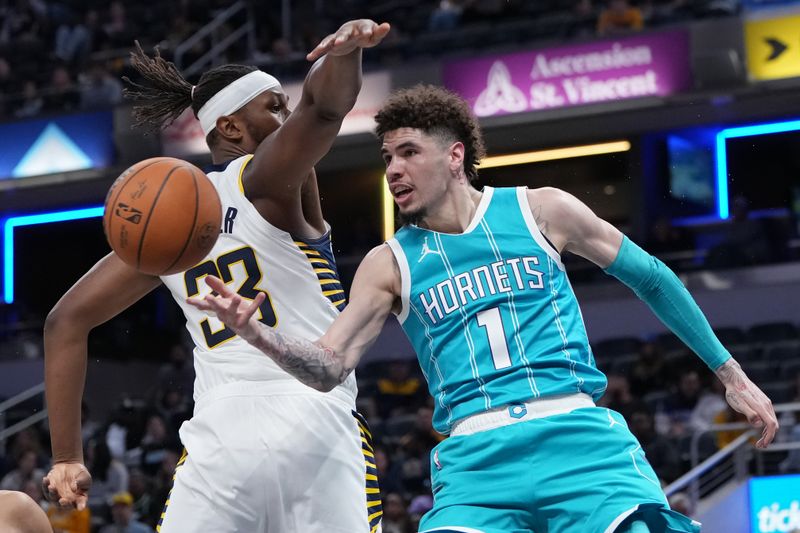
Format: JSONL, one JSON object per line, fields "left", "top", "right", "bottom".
{"left": 306, "top": 20, "right": 390, "bottom": 60}
{"left": 204, "top": 275, "right": 230, "bottom": 296}
{"left": 307, "top": 36, "right": 335, "bottom": 61}
{"left": 247, "top": 292, "right": 266, "bottom": 317}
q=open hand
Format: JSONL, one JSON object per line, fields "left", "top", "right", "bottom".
{"left": 186, "top": 275, "right": 264, "bottom": 343}
{"left": 716, "top": 359, "right": 779, "bottom": 448}
{"left": 307, "top": 20, "right": 391, "bottom": 61}
{"left": 43, "top": 462, "right": 92, "bottom": 510}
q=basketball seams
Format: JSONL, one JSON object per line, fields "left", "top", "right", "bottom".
{"left": 104, "top": 157, "right": 170, "bottom": 246}
{"left": 136, "top": 165, "right": 181, "bottom": 271}
{"left": 161, "top": 168, "right": 201, "bottom": 275}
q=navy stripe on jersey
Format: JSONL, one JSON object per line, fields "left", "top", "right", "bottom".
{"left": 352, "top": 411, "right": 382, "bottom": 533}
{"left": 293, "top": 233, "right": 347, "bottom": 311}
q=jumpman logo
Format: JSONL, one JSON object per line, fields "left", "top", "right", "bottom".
{"left": 418, "top": 236, "right": 441, "bottom": 263}
{"left": 474, "top": 61, "right": 528, "bottom": 117}
{"left": 607, "top": 409, "right": 623, "bottom": 429}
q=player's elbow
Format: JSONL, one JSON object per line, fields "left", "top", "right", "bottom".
{"left": 44, "top": 300, "right": 90, "bottom": 339}
{"left": 313, "top": 97, "right": 358, "bottom": 123}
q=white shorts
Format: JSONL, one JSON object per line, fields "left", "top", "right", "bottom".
{"left": 156, "top": 382, "right": 381, "bottom": 533}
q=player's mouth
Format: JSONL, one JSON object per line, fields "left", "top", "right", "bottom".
{"left": 391, "top": 185, "right": 414, "bottom": 205}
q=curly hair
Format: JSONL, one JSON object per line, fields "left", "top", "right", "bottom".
{"left": 374, "top": 84, "right": 486, "bottom": 182}
{"left": 122, "top": 41, "right": 257, "bottom": 144}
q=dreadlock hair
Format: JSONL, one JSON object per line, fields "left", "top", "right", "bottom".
{"left": 122, "top": 41, "right": 257, "bottom": 144}
{"left": 374, "top": 84, "right": 486, "bottom": 182}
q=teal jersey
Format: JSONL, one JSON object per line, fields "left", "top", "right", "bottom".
{"left": 387, "top": 187, "right": 607, "bottom": 434}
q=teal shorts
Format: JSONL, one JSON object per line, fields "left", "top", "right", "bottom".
{"left": 418, "top": 407, "right": 700, "bottom": 533}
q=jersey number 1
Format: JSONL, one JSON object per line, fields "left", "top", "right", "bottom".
{"left": 476, "top": 307, "right": 512, "bottom": 369}
{"left": 184, "top": 246, "right": 277, "bottom": 348}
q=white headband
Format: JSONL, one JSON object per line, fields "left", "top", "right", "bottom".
{"left": 197, "top": 70, "right": 282, "bottom": 136}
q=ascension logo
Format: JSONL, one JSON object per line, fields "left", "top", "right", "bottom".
{"left": 758, "top": 501, "right": 800, "bottom": 532}
{"left": 474, "top": 61, "right": 528, "bottom": 117}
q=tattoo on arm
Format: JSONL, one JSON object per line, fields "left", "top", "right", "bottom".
{"left": 532, "top": 204, "right": 549, "bottom": 236}
{"left": 250, "top": 326, "right": 351, "bottom": 391}
{"left": 715, "top": 359, "right": 749, "bottom": 410}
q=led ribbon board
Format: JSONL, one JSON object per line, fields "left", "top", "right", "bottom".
{"left": 716, "top": 119, "right": 800, "bottom": 219}
{"left": 3, "top": 206, "right": 104, "bottom": 304}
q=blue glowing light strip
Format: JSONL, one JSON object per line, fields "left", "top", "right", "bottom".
{"left": 3, "top": 206, "right": 104, "bottom": 304}
{"left": 716, "top": 119, "right": 800, "bottom": 220}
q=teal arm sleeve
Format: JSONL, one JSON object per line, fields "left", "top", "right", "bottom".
{"left": 604, "top": 236, "right": 731, "bottom": 370}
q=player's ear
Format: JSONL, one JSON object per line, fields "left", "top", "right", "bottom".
{"left": 215, "top": 115, "right": 244, "bottom": 142}
{"left": 449, "top": 141, "right": 465, "bottom": 178}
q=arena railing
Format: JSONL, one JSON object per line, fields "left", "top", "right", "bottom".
{"left": 665, "top": 401, "right": 800, "bottom": 508}
{"left": 0, "top": 382, "right": 47, "bottom": 443}
{"left": 174, "top": 0, "right": 256, "bottom": 78}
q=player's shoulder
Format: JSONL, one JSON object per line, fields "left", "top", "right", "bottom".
{"left": 525, "top": 186, "right": 573, "bottom": 206}
{"left": 362, "top": 243, "right": 396, "bottom": 269}
{"left": 357, "top": 244, "right": 400, "bottom": 288}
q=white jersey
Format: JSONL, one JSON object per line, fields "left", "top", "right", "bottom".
{"left": 161, "top": 155, "right": 357, "bottom": 401}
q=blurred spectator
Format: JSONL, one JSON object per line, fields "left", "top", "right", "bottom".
{"left": 408, "top": 494, "right": 434, "bottom": 530}
{"left": 689, "top": 378, "right": 728, "bottom": 432}
{"left": 0, "top": 0, "right": 45, "bottom": 47}
{"left": 628, "top": 341, "right": 669, "bottom": 397}
{"left": 629, "top": 408, "right": 682, "bottom": 482}
{"left": 0, "top": 57, "right": 14, "bottom": 96}
{"left": 79, "top": 62, "right": 123, "bottom": 110}
{"left": 104, "top": 1, "right": 133, "bottom": 48}
{"left": 99, "top": 492, "right": 154, "bottom": 533}
{"left": 568, "top": 0, "right": 598, "bottom": 37}
{"left": 134, "top": 415, "right": 177, "bottom": 477}
{"left": 376, "top": 359, "right": 426, "bottom": 418}
{"left": 155, "top": 388, "right": 192, "bottom": 434}
{"left": 47, "top": 502, "right": 91, "bottom": 533}
{"left": 43, "top": 66, "right": 81, "bottom": 113}
{"left": 155, "top": 343, "right": 195, "bottom": 399}
{"left": 54, "top": 9, "right": 91, "bottom": 66}
{"left": 381, "top": 492, "right": 413, "bottom": 533}
{"left": 597, "top": 0, "right": 644, "bottom": 35}
{"left": 599, "top": 374, "right": 648, "bottom": 420}
{"left": 86, "top": 439, "right": 129, "bottom": 513}
{"left": 146, "top": 450, "right": 180, "bottom": 527}
{"left": 398, "top": 406, "right": 442, "bottom": 493}
{"left": 14, "top": 80, "right": 44, "bottom": 118}
{"left": 664, "top": 369, "right": 703, "bottom": 437}
{"left": 706, "top": 196, "right": 771, "bottom": 268}
{"left": 712, "top": 403, "right": 750, "bottom": 448}
{"left": 127, "top": 469, "right": 156, "bottom": 524}
{"left": 0, "top": 450, "right": 45, "bottom": 491}
{"left": 647, "top": 216, "right": 693, "bottom": 256}
{"left": 374, "top": 446, "right": 405, "bottom": 496}
{"left": 81, "top": 402, "right": 102, "bottom": 445}
{"left": 6, "top": 427, "right": 46, "bottom": 468}
{"left": 428, "top": 1, "right": 463, "bottom": 32}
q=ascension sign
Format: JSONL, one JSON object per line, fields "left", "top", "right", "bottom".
{"left": 443, "top": 31, "right": 692, "bottom": 117}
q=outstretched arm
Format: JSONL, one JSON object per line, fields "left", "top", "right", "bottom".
{"left": 527, "top": 187, "right": 779, "bottom": 448}
{"left": 43, "top": 253, "right": 161, "bottom": 508}
{"left": 188, "top": 245, "right": 400, "bottom": 391}
{"left": 242, "top": 20, "right": 390, "bottom": 223}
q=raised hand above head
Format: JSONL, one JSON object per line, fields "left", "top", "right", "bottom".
{"left": 307, "top": 19, "right": 391, "bottom": 61}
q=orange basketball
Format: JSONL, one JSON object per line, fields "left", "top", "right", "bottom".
{"left": 103, "top": 157, "right": 221, "bottom": 276}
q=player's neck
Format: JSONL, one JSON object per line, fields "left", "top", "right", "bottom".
{"left": 211, "top": 145, "right": 251, "bottom": 165}
{"left": 418, "top": 186, "right": 482, "bottom": 234}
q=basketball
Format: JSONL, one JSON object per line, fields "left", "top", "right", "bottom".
{"left": 103, "top": 157, "right": 221, "bottom": 276}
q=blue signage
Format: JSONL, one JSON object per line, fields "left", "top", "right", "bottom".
{"left": 750, "top": 474, "right": 800, "bottom": 533}
{"left": 0, "top": 111, "right": 114, "bottom": 179}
